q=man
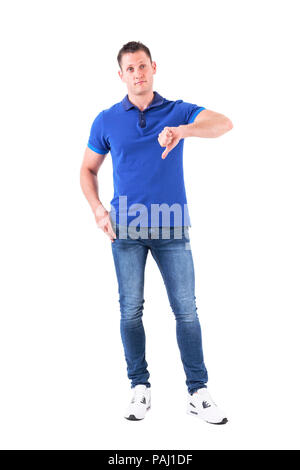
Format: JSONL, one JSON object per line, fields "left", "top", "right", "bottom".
{"left": 80, "top": 41, "right": 233, "bottom": 425}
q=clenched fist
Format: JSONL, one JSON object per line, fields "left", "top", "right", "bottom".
{"left": 158, "top": 126, "right": 182, "bottom": 159}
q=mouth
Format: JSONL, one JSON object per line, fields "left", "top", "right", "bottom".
{"left": 135, "top": 81, "right": 146, "bottom": 85}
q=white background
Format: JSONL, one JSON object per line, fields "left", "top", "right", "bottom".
{"left": 0, "top": 0, "right": 299, "bottom": 450}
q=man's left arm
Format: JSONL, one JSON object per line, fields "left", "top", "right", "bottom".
{"left": 158, "top": 110, "right": 233, "bottom": 159}
{"left": 179, "top": 109, "right": 233, "bottom": 139}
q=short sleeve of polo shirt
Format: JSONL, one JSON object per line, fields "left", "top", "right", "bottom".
{"left": 177, "top": 101, "right": 206, "bottom": 125}
{"left": 87, "top": 111, "right": 110, "bottom": 155}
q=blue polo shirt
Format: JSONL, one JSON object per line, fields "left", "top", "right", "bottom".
{"left": 87, "top": 91, "right": 205, "bottom": 227}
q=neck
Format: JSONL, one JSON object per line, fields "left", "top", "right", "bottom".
{"left": 127, "top": 90, "right": 155, "bottom": 111}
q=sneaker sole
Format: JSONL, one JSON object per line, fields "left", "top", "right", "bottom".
{"left": 124, "top": 405, "right": 151, "bottom": 421}
{"left": 187, "top": 409, "right": 228, "bottom": 425}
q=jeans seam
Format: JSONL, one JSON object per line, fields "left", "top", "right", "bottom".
{"left": 149, "top": 247, "right": 175, "bottom": 309}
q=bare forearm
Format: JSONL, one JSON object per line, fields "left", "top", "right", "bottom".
{"left": 80, "top": 168, "right": 104, "bottom": 214}
{"left": 178, "top": 116, "right": 233, "bottom": 139}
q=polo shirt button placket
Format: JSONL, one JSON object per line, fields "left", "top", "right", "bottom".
{"left": 139, "top": 112, "right": 146, "bottom": 128}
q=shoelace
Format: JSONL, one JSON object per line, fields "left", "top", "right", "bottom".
{"left": 194, "top": 390, "right": 217, "bottom": 407}
{"left": 131, "top": 389, "right": 147, "bottom": 404}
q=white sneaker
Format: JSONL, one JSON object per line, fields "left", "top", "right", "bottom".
{"left": 124, "top": 384, "right": 151, "bottom": 421}
{"left": 187, "top": 387, "right": 228, "bottom": 425}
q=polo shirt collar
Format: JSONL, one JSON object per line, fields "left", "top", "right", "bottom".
{"left": 122, "top": 91, "right": 165, "bottom": 111}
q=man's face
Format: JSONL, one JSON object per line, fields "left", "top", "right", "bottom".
{"left": 118, "top": 51, "right": 156, "bottom": 96}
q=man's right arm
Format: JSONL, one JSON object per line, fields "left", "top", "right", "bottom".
{"left": 80, "top": 146, "right": 116, "bottom": 242}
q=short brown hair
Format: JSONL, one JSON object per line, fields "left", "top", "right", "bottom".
{"left": 117, "top": 41, "right": 152, "bottom": 71}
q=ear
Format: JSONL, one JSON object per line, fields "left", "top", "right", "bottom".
{"left": 118, "top": 70, "right": 123, "bottom": 81}
{"left": 151, "top": 61, "right": 157, "bottom": 74}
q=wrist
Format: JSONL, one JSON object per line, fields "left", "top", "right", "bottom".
{"left": 94, "top": 202, "right": 107, "bottom": 217}
{"left": 178, "top": 124, "right": 188, "bottom": 139}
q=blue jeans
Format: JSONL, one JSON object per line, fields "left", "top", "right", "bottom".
{"left": 110, "top": 224, "right": 208, "bottom": 395}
